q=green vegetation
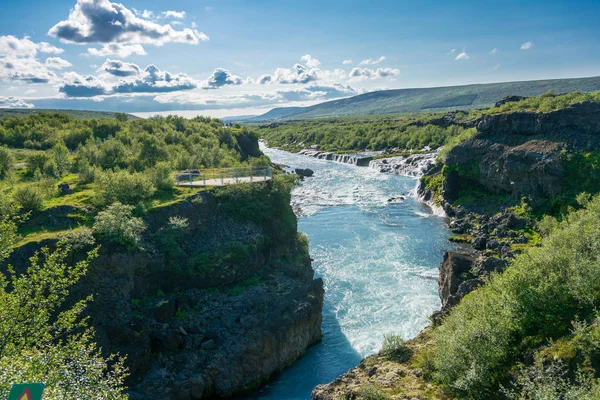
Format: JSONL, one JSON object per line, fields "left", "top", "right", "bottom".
{"left": 93, "top": 202, "right": 146, "bottom": 250}
{"left": 258, "top": 113, "right": 476, "bottom": 153}
{"left": 381, "top": 334, "right": 412, "bottom": 362}
{"left": 250, "top": 76, "right": 600, "bottom": 120}
{"left": 0, "top": 108, "right": 137, "bottom": 120}
{"left": 427, "top": 194, "right": 600, "bottom": 398}
{"left": 0, "top": 112, "right": 269, "bottom": 243}
{"left": 0, "top": 213, "right": 127, "bottom": 398}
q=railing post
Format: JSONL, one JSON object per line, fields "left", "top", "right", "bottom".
{"left": 221, "top": 172, "right": 224, "bottom": 185}
{"left": 263, "top": 168, "right": 267, "bottom": 181}
{"left": 250, "top": 166, "right": 253, "bottom": 182}
{"left": 189, "top": 172, "right": 192, "bottom": 184}
{"left": 203, "top": 174, "right": 206, "bottom": 186}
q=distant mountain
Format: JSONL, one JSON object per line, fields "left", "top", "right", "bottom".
{"left": 249, "top": 76, "right": 600, "bottom": 121}
{"left": 0, "top": 108, "right": 139, "bottom": 120}
{"left": 220, "top": 115, "right": 260, "bottom": 123}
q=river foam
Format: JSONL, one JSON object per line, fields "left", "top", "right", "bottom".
{"left": 247, "top": 145, "right": 456, "bottom": 400}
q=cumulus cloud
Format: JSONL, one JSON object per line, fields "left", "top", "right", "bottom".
{"left": 0, "top": 96, "right": 34, "bottom": 108}
{"left": 447, "top": 49, "right": 456, "bottom": 55}
{"left": 45, "top": 57, "right": 73, "bottom": 69}
{"left": 87, "top": 43, "right": 147, "bottom": 57}
{"left": 359, "top": 56, "right": 385, "bottom": 65}
{"left": 455, "top": 50, "right": 469, "bottom": 60}
{"left": 490, "top": 48, "right": 497, "bottom": 54}
{"left": 59, "top": 63, "right": 198, "bottom": 97}
{"left": 0, "top": 35, "right": 64, "bottom": 57}
{"left": 260, "top": 63, "right": 318, "bottom": 85}
{"left": 59, "top": 72, "right": 111, "bottom": 97}
{"left": 520, "top": 41, "right": 534, "bottom": 50}
{"left": 342, "top": 59, "right": 353, "bottom": 65}
{"left": 24, "top": 89, "right": 37, "bottom": 95}
{"left": 349, "top": 67, "right": 399, "bottom": 81}
{"left": 276, "top": 84, "right": 356, "bottom": 102}
{"left": 48, "top": 0, "right": 208, "bottom": 46}
{"left": 0, "top": 56, "right": 57, "bottom": 83}
{"left": 257, "top": 74, "right": 272, "bottom": 85}
{"left": 203, "top": 68, "right": 242, "bottom": 89}
{"left": 300, "top": 54, "right": 321, "bottom": 68}
{"left": 162, "top": 10, "right": 186, "bottom": 19}
{"left": 97, "top": 59, "right": 141, "bottom": 76}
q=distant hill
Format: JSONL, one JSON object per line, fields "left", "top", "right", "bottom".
{"left": 0, "top": 108, "right": 139, "bottom": 120}
{"left": 248, "top": 76, "right": 600, "bottom": 121}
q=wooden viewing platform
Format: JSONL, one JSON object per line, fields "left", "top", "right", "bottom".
{"left": 176, "top": 166, "right": 273, "bottom": 187}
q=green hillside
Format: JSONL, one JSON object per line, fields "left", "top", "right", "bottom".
{"left": 0, "top": 108, "right": 139, "bottom": 120}
{"left": 250, "top": 75, "right": 600, "bottom": 121}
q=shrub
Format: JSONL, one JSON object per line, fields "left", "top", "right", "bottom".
{"left": 93, "top": 202, "right": 146, "bottom": 250}
{"left": 58, "top": 227, "right": 96, "bottom": 252}
{"left": 381, "top": 334, "right": 412, "bottom": 362}
{"left": 13, "top": 186, "right": 44, "bottom": 211}
{"left": 0, "top": 146, "right": 13, "bottom": 179}
{"left": 148, "top": 161, "right": 175, "bottom": 190}
{"left": 26, "top": 153, "right": 49, "bottom": 176}
{"left": 50, "top": 141, "right": 71, "bottom": 177}
{"left": 431, "top": 194, "right": 600, "bottom": 397}
{"left": 359, "top": 384, "right": 389, "bottom": 400}
{"left": 94, "top": 169, "right": 156, "bottom": 205}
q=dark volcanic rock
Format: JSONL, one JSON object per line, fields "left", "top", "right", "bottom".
{"left": 295, "top": 168, "right": 314, "bottom": 177}
{"left": 495, "top": 95, "right": 528, "bottom": 107}
{"left": 58, "top": 182, "right": 74, "bottom": 195}
{"left": 445, "top": 102, "right": 600, "bottom": 201}
{"left": 438, "top": 251, "right": 476, "bottom": 309}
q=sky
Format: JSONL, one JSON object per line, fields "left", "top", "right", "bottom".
{"left": 0, "top": 0, "right": 599, "bottom": 117}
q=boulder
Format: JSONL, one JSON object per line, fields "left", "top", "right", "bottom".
{"left": 58, "top": 183, "right": 74, "bottom": 195}
{"left": 438, "top": 251, "right": 476, "bottom": 309}
{"left": 294, "top": 168, "right": 314, "bottom": 178}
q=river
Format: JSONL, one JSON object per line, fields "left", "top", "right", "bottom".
{"left": 247, "top": 146, "right": 456, "bottom": 399}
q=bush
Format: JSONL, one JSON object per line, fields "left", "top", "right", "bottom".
{"left": 50, "top": 141, "right": 71, "bottom": 177}
{"left": 381, "top": 334, "right": 412, "bottom": 362}
{"left": 26, "top": 153, "right": 49, "bottom": 176}
{"left": 94, "top": 169, "right": 156, "bottom": 205}
{"left": 148, "top": 161, "right": 175, "bottom": 190}
{"left": 430, "top": 194, "right": 600, "bottom": 397}
{"left": 0, "top": 146, "right": 13, "bottom": 179}
{"left": 359, "top": 384, "right": 389, "bottom": 400}
{"left": 58, "top": 227, "right": 96, "bottom": 252}
{"left": 13, "top": 186, "right": 44, "bottom": 211}
{"left": 93, "top": 202, "right": 146, "bottom": 250}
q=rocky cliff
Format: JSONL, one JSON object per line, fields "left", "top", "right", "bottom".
{"left": 8, "top": 181, "right": 323, "bottom": 399}
{"left": 311, "top": 101, "right": 600, "bottom": 399}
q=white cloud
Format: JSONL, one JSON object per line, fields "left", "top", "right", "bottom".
{"left": 447, "top": 49, "right": 457, "bottom": 55}
{"left": 359, "top": 56, "right": 385, "bottom": 65}
{"left": 87, "top": 43, "right": 147, "bottom": 58}
{"left": 0, "top": 96, "right": 34, "bottom": 108}
{"left": 45, "top": 57, "right": 73, "bottom": 69}
{"left": 0, "top": 35, "right": 64, "bottom": 58}
{"left": 520, "top": 41, "right": 534, "bottom": 50}
{"left": 455, "top": 50, "right": 469, "bottom": 60}
{"left": 162, "top": 10, "right": 186, "bottom": 19}
{"left": 59, "top": 63, "right": 198, "bottom": 97}
{"left": 202, "top": 68, "right": 242, "bottom": 89}
{"left": 48, "top": 0, "right": 208, "bottom": 46}
{"left": 300, "top": 54, "right": 321, "bottom": 68}
{"left": 490, "top": 48, "right": 497, "bottom": 54}
{"left": 342, "top": 59, "right": 353, "bottom": 65}
{"left": 0, "top": 56, "right": 58, "bottom": 84}
{"left": 97, "top": 59, "right": 141, "bottom": 76}
{"left": 24, "top": 89, "right": 37, "bottom": 95}
{"left": 349, "top": 67, "right": 399, "bottom": 81}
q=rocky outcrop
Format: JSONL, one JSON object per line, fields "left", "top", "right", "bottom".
{"left": 8, "top": 186, "right": 323, "bottom": 400}
{"left": 444, "top": 101, "right": 600, "bottom": 201}
{"left": 295, "top": 168, "right": 314, "bottom": 178}
{"left": 369, "top": 152, "right": 438, "bottom": 177}
{"left": 298, "top": 149, "right": 375, "bottom": 166}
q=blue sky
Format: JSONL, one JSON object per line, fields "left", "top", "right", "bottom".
{"left": 0, "top": 0, "right": 599, "bottom": 117}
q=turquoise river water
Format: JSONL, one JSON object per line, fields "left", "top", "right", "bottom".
{"left": 247, "top": 146, "right": 456, "bottom": 400}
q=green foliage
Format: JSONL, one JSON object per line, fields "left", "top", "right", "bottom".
{"left": 259, "top": 114, "right": 475, "bottom": 153}
{"left": 26, "top": 153, "right": 49, "bottom": 176}
{"left": 50, "top": 141, "right": 71, "bottom": 177}
{"left": 13, "top": 185, "right": 44, "bottom": 211}
{"left": 0, "top": 146, "right": 13, "bottom": 179}
{"left": 381, "top": 334, "right": 412, "bottom": 362}
{"left": 154, "top": 216, "right": 190, "bottom": 263}
{"left": 430, "top": 194, "right": 600, "bottom": 398}
{"left": 93, "top": 202, "right": 146, "bottom": 250}
{"left": 148, "top": 161, "right": 175, "bottom": 190}
{"left": 58, "top": 227, "right": 96, "bottom": 252}
{"left": 359, "top": 384, "right": 389, "bottom": 400}
{"left": 501, "top": 357, "right": 600, "bottom": 400}
{"left": 213, "top": 174, "right": 298, "bottom": 243}
{"left": 487, "top": 90, "right": 600, "bottom": 115}
{"left": 0, "top": 217, "right": 127, "bottom": 398}
{"left": 94, "top": 169, "right": 156, "bottom": 206}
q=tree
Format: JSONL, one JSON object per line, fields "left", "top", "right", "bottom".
{"left": 0, "top": 217, "right": 128, "bottom": 399}
{"left": 0, "top": 146, "right": 13, "bottom": 180}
